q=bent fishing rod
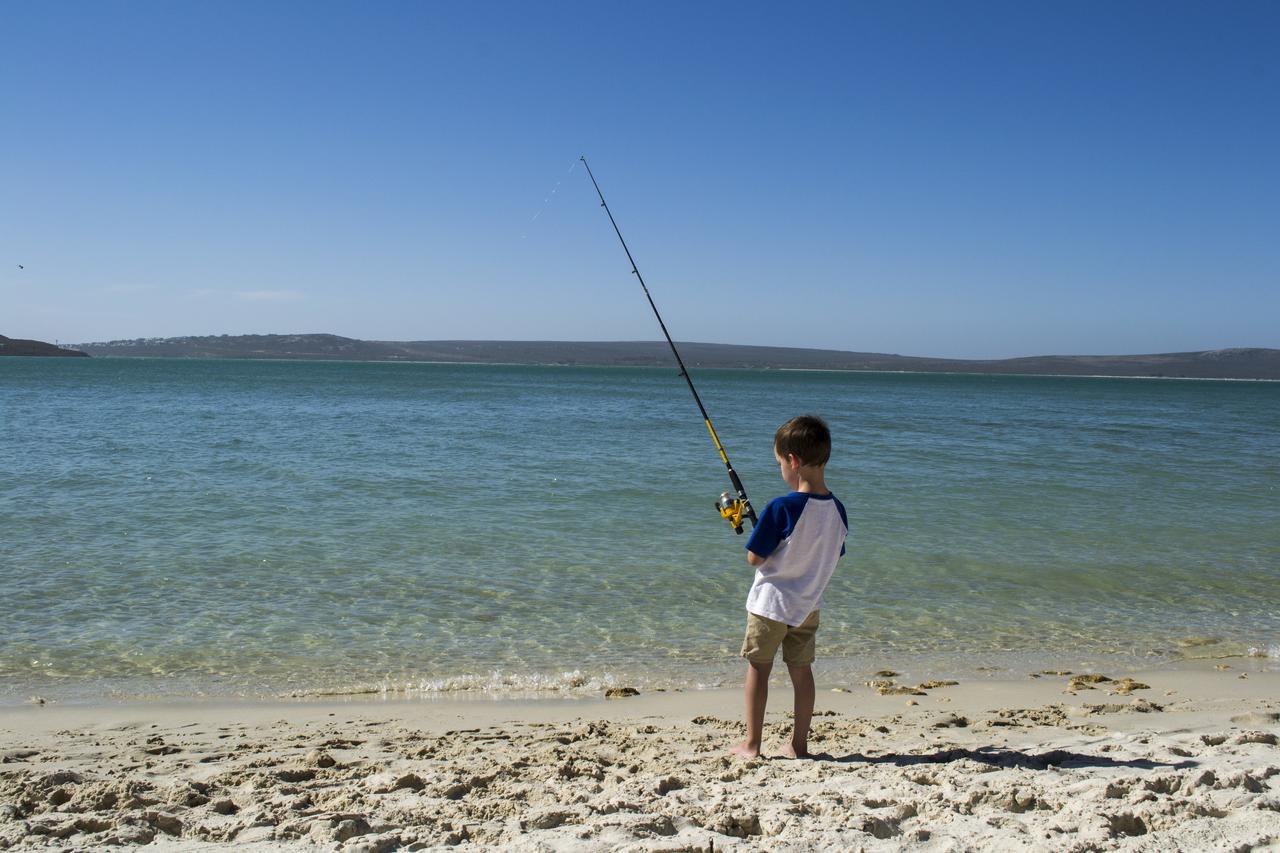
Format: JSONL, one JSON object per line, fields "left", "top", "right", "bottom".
{"left": 580, "top": 155, "right": 757, "bottom": 535}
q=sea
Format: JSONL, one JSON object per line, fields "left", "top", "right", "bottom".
{"left": 2, "top": 358, "right": 1277, "bottom": 705}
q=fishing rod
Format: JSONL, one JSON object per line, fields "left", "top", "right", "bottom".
{"left": 580, "top": 156, "right": 757, "bottom": 535}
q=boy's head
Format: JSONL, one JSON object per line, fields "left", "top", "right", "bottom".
{"left": 773, "top": 415, "right": 831, "bottom": 468}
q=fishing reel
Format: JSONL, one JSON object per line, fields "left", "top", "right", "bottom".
{"left": 716, "top": 491, "right": 748, "bottom": 535}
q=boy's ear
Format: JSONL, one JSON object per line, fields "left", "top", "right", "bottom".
{"left": 787, "top": 452, "right": 804, "bottom": 468}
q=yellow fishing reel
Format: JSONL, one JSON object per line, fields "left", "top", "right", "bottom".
{"left": 716, "top": 491, "right": 747, "bottom": 535}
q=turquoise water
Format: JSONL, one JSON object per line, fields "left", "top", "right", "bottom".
{"left": 2, "top": 358, "right": 1278, "bottom": 703}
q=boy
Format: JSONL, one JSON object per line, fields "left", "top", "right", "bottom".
{"left": 729, "top": 415, "right": 847, "bottom": 759}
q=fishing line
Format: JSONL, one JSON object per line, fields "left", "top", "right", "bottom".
{"left": 580, "top": 155, "right": 757, "bottom": 535}
{"left": 521, "top": 158, "right": 580, "bottom": 239}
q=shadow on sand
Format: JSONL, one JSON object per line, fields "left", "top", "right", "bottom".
{"left": 802, "top": 746, "right": 1194, "bottom": 772}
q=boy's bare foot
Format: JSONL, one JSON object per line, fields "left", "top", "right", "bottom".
{"left": 783, "top": 743, "right": 813, "bottom": 759}
{"left": 727, "top": 740, "right": 761, "bottom": 759}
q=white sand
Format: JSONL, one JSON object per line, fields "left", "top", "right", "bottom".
{"left": 2, "top": 667, "right": 1278, "bottom": 851}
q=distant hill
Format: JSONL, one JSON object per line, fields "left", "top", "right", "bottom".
{"left": 0, "top": 335, "right": 88, "bottom": 357}
{"left": 71, "top": 334, "right": 1280, "bottom": 380}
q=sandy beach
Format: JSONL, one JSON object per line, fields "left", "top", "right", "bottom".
{"left": 2, "top": 665, "right": 1278, "bottom": 851}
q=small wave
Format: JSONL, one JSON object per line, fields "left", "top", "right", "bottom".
{"left": 284, "top": 669, "right": 624, "bottom": 699}
{"left": 1246, "top": 644, "right": 1280, "bottom": 660}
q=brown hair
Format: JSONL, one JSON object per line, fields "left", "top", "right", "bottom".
{"left": 773, "top": 415, "right": 831, "bottom": 467}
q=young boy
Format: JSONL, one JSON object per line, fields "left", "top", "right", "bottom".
{"left": 729, "top": 415, "right": 847, "bottom": 759}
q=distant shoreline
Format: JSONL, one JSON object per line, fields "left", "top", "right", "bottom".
{"left": 23, "top": 354, "right": 1279, "bottom": 383}
{"left": 54, "top": 334, "right": 1280, "bottom": 380}
{"left": 0, "top": 334, "right": 87, "bottom": 358}
{"left": 774, "top": 367, "right": 1280, "bottom": 383}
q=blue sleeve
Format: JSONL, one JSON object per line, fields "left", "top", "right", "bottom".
{"left": 745, "top": 497, "right": 794, "bottom": 558}
{"left": 836, "top": 496, "right": 849, "bottom": 556}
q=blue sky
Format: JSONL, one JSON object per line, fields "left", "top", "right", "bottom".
{"left": 2, "top": 1, "right": 1276, "bottom": 358}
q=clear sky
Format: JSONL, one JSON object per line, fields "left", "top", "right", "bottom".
{"left": 2, "top": 1, "right": 1277, "bottom": 358}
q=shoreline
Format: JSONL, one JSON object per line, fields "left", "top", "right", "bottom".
{"left": 3, "top": 669, "right": 1277, "bottom": 849}
{"left": 5, "top": 666, "right": 1279, "bottom": 730}
{"left": 6, "top": 649, "right": 1275, "bottom": 710}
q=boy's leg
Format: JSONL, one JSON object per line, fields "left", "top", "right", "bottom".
{"left": 785, "top": 662, "right": 815, "bottom": 758}
{"left": 780, "top": 611, "right": 820, "bottom": 759}
{"left": 733, "top": 613, "right": 786, "bottom": 758}
{"left": 729, "top": 660, "right": 772, "bottom": 758}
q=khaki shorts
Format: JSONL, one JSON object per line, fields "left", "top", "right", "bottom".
{"left": 740, "top": 611, "right": 820, "bottom": 666}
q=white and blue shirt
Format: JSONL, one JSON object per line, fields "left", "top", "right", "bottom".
{"left": 745, "top": 491, "right": 848, "bottom": 626}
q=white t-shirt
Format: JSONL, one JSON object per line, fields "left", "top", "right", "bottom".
{"left": 744, "top": 491, "right": 848, "bottom": 626}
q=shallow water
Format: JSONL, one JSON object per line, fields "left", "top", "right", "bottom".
{"left": 2, "top": 358, "right": 1277, "bottom": 702}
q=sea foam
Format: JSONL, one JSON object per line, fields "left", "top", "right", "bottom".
{"left": 1247, "top": 644, "right": 1280, "bottom": 660}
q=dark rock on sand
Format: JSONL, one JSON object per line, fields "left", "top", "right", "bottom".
{"left": 878, "top": 686, "right": 927, "bottom": 696}
{"left": 1109, "top": 678, "right": 1151, "bottom": 695}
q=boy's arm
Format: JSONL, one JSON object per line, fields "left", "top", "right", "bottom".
{"left": 744, "top": 499, "right": 784, "bottom": 568}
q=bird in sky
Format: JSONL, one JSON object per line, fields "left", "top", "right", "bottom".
{"left": 16, "top": 264, "right": 22, "bottom": 270}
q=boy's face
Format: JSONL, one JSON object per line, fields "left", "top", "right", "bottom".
{"left": 774, "top": 446, "right": 802, "bottom": 491}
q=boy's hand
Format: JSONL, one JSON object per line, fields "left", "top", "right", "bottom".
{"left": 746, "top": 550, "right": 766, "bottom": 567}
